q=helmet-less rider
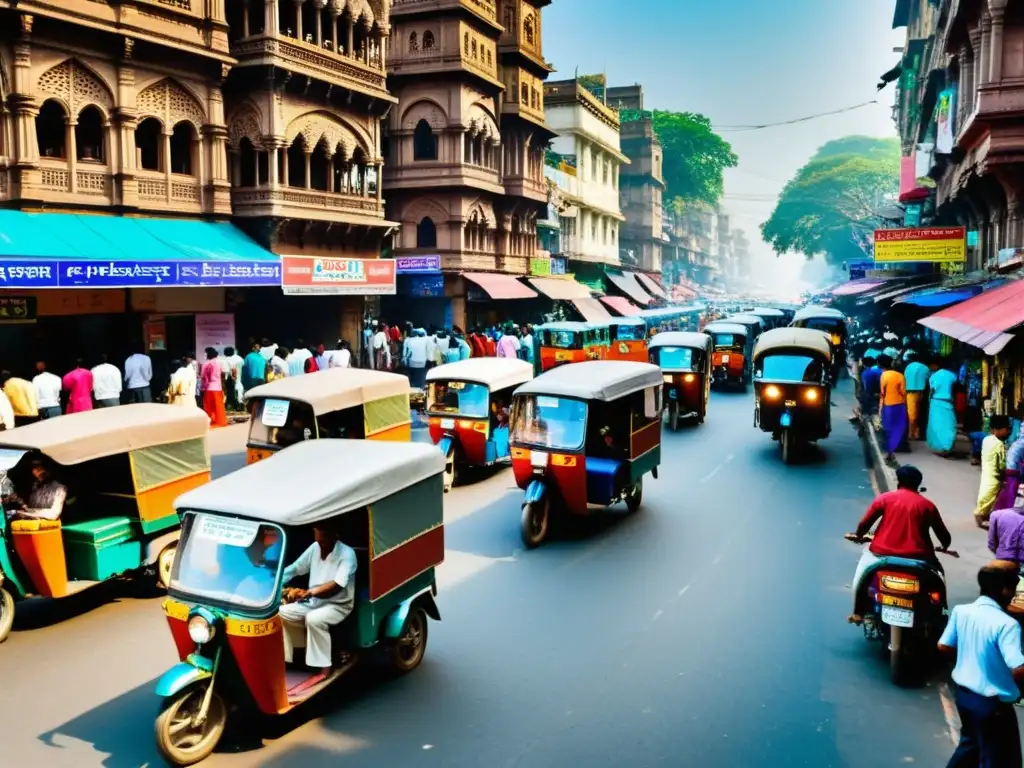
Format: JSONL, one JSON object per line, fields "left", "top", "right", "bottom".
{"left": 847, "top": 465, "right": 953, "bottom": 623}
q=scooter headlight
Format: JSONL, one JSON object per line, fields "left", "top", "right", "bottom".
{"left": 188, "top": 614, "right": 216, "bottom": 645}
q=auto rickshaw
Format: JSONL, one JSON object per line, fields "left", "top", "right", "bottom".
{"left": 425, "top": 357, "right": 534, "bottom": 491}
{"left": 533, "top": 322, "right": 611, "bottom": 374}
{"left": 649, "top": 331, "right": 713, "bottom": 429}
{"left": 703, "top": 321, "right": 752, "bottom": 388}
{"left": 791, "top": 306, "right": 848, "bottom": 380}
{"left": 510, "top": 361, "right": 663, "bottom": 548}
{"left": 747, "top": 307, "right": 786, "bottom": 331}
{"left": 244, "top": 368, "right": 411, "bottom": 464}
{"left": 752, "top": 327, "right": 833, "bottom": 464}
{"left": 722, "top": 314, "right": 766, "bottom": 341}
{"left": 609, "top": 318, "right": 649, "bottom": 362}
{"left": 0, "top": 404, "right": 210, "bottom": 642}
{"left": 154, "top": 439, "right": 444, "bottom": 766}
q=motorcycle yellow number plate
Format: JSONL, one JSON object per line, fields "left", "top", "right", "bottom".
{"left": 880, "top": 594, "right": 913, "bottom": 609}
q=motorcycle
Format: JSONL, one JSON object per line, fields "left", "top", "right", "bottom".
{"left": 844, "top": 532, "right": 958, "bottom": 686}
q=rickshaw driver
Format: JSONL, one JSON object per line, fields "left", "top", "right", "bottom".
{"left": 280, "top": 523, "right": 358, "bottom": 681}
{"left": 5, "top": 457, "right": 68, "bottom": 522}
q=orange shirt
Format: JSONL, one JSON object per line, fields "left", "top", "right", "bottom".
{"left": 879, "top": 369, "right": 906, "bottom": 407}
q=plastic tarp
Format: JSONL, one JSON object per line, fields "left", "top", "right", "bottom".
{"left": 364, "top": 393, "right": 413, "bottom": 436}
{"left": 605, "top": 272, "right": 654, "bottom": 307}
{"left": 572, "top": 298, "right": 614, "bottom": 322}
{"left": 370, "top": 477, "right": 443, "bottom": 557}
{"left": 463, "top": 273, "right": 537, "bottom": 300}
{"left": 601, "top": 296, "right": 642, "bottom": 316}
{"left": 131, "top": 438, "right": 210, "bottom": 492}
{"left": 528, "top": 276, "right": 593, "bottom": 300}
{"left": 918, "top": 279, "right": 1024, "bottom": 354}
{"left": 897, "top": 286, "right": 983, "bottom": 308}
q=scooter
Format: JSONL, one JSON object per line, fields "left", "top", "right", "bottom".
{"left": 844, "top": 532, "right": 958, "bottom": 686}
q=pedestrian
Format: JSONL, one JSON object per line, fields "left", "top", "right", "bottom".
{"left": 371, "top": 323, "right": 391, "bottom": 370}
{"left": 927, "top": 358, "right": 959, "bottom": 455}
{"left": 124, "top": 346, "right": 154, "bottom": 403}
{"left": 184, "top": 352, "right": 202, "bottom": 407}
{"left": 1, "top": 370, "right": 39, "bottom": 427}
{"left": 288, "top": 339, "right": 312, "bottom": 377}
{"left": 403, "top": 329, "right": 429, "bottom": 389}
{"left": 62, "top": 359, "right": 94, "bottom": 413}
{"left": 975, "top": 415, "right": 1012, "bottom": 529}
{"left": 200, "top": 348, "right": 228, "bottom": 428}
{"left": 331, "top": 339, "right": 351, "bottom": 369}
{"left": 496, "top": 326, "right": 521, "bottom": 358}
{"left": 167, "top": 359, "right": 197, "bottom": 407}
{"left": 860, "top": 355, "right": 881, "bottom": 422}
{"left": 469, "top": 327, "right": 487, "bottom": 358}
{"left": 0, "top": 386, "right": 14, "bottom": 430}
{"left": 32, "top": 360, "right": 62, "bottom": 420}
{"left": 903, "top": 353, "right": 930, "bottom": 441}
{"left": 91, "top": 353, "right": 122, "bottom": 408}
{"left": 259, "top": 337, "right": 277, "bottom": 361}
{"left": 315, "top": 342, "right": 329, "bottom": 371}
{"left": 242, "top": 341, "right": 267, "bottom": 392}
{"left": 995, "top": 427, "right": 1024, "bottom": 513}
{"left": 878, "top": 355, "right": 908, "bottom": 462}
{"left": 988, "top": 496, "right": 1024, "bottom": 565}
{"left": 269, "top": 346, "right": 289, "bottom": 381}
{"left": 522, "top": 324, "right": 535, "bottom": 364}
{"left": 938, "top": 564, "right": 1024, "bottom": 767}
{"left": 221, "top": 346, "right": 244, "bottom": 411}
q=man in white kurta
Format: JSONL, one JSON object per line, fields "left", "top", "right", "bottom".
{"left": 279, "top": 526, "right": 357, "bottom": 674}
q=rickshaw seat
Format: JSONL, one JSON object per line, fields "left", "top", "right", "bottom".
{"left": 586, "top": 457, "right": 625, "bottom": 505}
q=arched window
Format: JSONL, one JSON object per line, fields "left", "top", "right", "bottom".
{"left": 310, "top": 142, "right": 330, "bottom": 192}
{"left": 170, "top": 122, "right": 195, "bottom": 175}
{"left": 423, "top": 31, "right": 435, "bottom": 50}
{"left": 135, "top": 117, "right": 162, "bottom": 171}
{"left": 409, "top": 31, "right": 418, "bottom": 52}
{"left": 351, "top": 147, "right": 367, "bottom": 192}
{"left": 36, "top": 100, "right": 67, "bottom": 159}
{"left": 75, "top": 105, "right": 105, "bottom": 162}
{"left": 287, "top": 137, "right": 306, "bottom": 187}
{"left": 417, "top": 217, "right": 437, "bottom": 248}
{"left": 413, "top": 119, "right": 437, "bottom": 161}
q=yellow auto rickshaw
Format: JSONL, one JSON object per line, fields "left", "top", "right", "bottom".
{"left": 244, "top": 368, "right": 412, "bottom": 464}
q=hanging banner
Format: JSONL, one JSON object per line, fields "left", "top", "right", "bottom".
{"left": 395, "top": 255, "right": 441, "bottom": 274}
{"left": 935, "top": 88, "right": 956, "bottom": 154}
{"left": 0, "top": 296, "right": 36, "bottom": 324}
{"left": 280, "top": 257, "right": 397, "bottom": 295}
{"left": 873, "top": 227, "right": 966, "bottom": 263}
{"left": 195, "top": 313, "right": 236, "bottom": 355}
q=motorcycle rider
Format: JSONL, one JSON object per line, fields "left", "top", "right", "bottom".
{"left": 848, "top": 465, "right": 953, "bottom": 623}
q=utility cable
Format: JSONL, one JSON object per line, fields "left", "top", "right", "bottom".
{"left": 714, "top": 101, "right": 881, "bottom": 132}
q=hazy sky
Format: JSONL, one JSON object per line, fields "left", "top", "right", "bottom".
{"left": 543, "top": 0, "right": 904, "bottom": 289}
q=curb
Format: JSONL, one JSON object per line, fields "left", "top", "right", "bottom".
{"left": 858, "top": 416, "right": 898, "bottom": 494}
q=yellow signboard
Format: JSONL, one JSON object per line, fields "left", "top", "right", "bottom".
{"left": 530, "top": 258, "right": 551, "bottom": 276}
{"left": 873, "top": 227, "right": 966, "bottom": 263}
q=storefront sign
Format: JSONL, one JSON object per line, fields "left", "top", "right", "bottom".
{"left": 967, "top": 230, "right": 979, "bottom": 248}
{"left": 0, "top": 296, "right": 35, "bottom": 323}
{"left": 0, "top": 260, "right": 281, "bottom": 288}
{"left": 280, "top": 256, "right": 396, "bottom": 295}
{"left": 395, "top": 255, "right": 441, "bottom": 274}
{"left": 530, "top": 258, "right": 551, "bottom": 277}
{"left": 398, "top": 274, "right": 445, "bottom": 298}
{"left": 846, "top": 260, "right": 873, "bottom": 280}
{"left": 873, "top": 227, "right": 966, "bottom": 263}
{"left": 903, "top": 203, "right": 922, "bottom": 228}
{"left": 195, "top": 313, "right": 236, "bottom": 355}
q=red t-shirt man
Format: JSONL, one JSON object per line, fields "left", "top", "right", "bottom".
{"left": 856, "top": 487, "right": 951, "bottom": 561}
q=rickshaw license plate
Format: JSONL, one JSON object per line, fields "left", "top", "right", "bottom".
{"left": 881, "top": 605, "right": 914, "bottom": 628}
{"left": 784, "top": 400, "right": 797, "bottom": 407}
{"left": 440, "top": 418, "right": 455, "bottom": 429}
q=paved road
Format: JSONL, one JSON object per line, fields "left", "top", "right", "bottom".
{"left": 0, "top": 389, "right": 957, "bottom": 767}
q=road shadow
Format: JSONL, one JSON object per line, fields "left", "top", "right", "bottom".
{"left": 450, "top": 462, "right": 508, "bottom": 490}
{"left": 11, "top": 578, "right": 158, "bottom": 633}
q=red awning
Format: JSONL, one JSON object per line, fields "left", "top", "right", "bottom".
{"left": 528, "top": 276, "right": 593, "bottom": 300}
{"left": 636, "top": 272, "right": 669, "bottom": 301}
{"left": 600, "top": 296, "right": 642, "bottom": 316}
{"left": 572, "top": 298, "right": 614, "bottom": 322}
{"left": 606, "top": 272, "right": 654, "bottom": 306}
{"left": 918, "top": 279, "right": 1024, "bottom": 354}
{"left": 462, "top": 272, "right": 537, "bottom": 300}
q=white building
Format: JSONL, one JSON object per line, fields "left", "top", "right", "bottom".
{"left": 543, "top": 78, "right": 628, "bottom": 266}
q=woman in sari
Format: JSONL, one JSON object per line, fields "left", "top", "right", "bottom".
{"left": 200, "top": 348, "right": 228, "bottom": 428}
{"left": 994, "top": 426, "right": 1024, "bottom": 512}
{"left": 878, "top": 355, "right": 908, "bottom": 461}
{"left": 926, "top": 360, "right": 959, "bottom": 454}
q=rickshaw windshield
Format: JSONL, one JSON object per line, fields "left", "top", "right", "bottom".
{"left": 759, "top": 354, "right": 825, "bottom": 383}
{"left": 655, "top": 347, "right": 698, "bottom": 371}
{"left": 802, "top": 318, "right": 844, "bottom": 334}
{"left": 511, "top": 395, "right": 587, "bottom": 451}
{"left": 170, "top": 512, "right": 285, "bottom": 610}
{"left": 249, "top": 399, "right": 316, "bottom": 448}
{"left": 711, "top": 334, "right": 740, "bottom": 350}
{"left": 541, "top": 330, "right": 581, "bottom": 350}
{"left": 614, "top": 324, "right": 644, "bottom": 342}
{"left": 427, "top": 381, "right": 489, "bottom": 418}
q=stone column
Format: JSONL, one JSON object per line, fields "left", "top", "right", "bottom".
{"left": 204, "top": 69, "right": 231, "bottom": 213}
{"left": 282, "top": 147, "right": 289, "bottom": 186}
{"left": 362, "top": 19, "right": 371, "bottom": 64}
{"left": 329, "top": 11, "right": 339, "bottom": 51}
{"left": 314, "top": 5, "right": 322, "bottom": 46}
{"left": 11, "top": 15, "right": 38, "bottom": 169}
{"left": 265, "top": 0, "right": 279, "bottom": 35}
{"left": 989, "top": 5, "right": 1005, "bottom": 83}
{"left": 243, "top": 2, "right": 250, "bottom": 37}
{"left": 268, "top": 143, "right": 280, "bottom": 185}
{"left": 379, "top": 28, "right": 388, "bottom": 69}
{"left": 304, "top": 150, "right": 311, "bottom": 188}
{"left": 980, "top": 14, "right": 992, "bottom": 86}
{"left": 294, "top": 0, "right": 303, "bottom": 40}
{"left": 162, "top": 129, "right": 172, "bottom": 202}
{"left": 375, "top": 162, "right": 382, "bottom": 201}
{"left": 347, "top": 15, "right": 355, "bottom": 58}
{"left": 67, "top": 117, "right": 77, "bottom": 192}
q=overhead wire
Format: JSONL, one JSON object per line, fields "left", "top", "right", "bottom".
{"left": 714, "top": 100, "right": 881, "bottom": 132}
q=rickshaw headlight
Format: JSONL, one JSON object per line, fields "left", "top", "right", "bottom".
{"left": 683, "top": 374, "right": 696, "bottom": 383}
{"left": 804, "top": 388, "right": 820, "bottom": 403}
{"left": 188, "top": 614, "right": 216, "bottom": 645}
{"left": 764, "top": 385, "right": 782, "bottom": 400}
{"left": 663, "top": 375, "right": 673, "bottom": 384}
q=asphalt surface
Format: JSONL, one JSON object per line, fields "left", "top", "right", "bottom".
{"left": 0, "top": 388, "right": 958, "bottom": 767}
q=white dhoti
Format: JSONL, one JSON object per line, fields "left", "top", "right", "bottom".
{"left": 279, "top": 601, "right": 351, "bottom": 668}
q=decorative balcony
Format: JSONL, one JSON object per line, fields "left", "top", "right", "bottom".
{"left": 502, "top": 172, "right": 546, "bottom": 203}
{"left": 231, "top": 185, "right": 387, "bottom": 225}
{"left": 392, "top": 0, "right": 499, "bottom": 27}
{"left": 384, "top": 162, "right": 503, "bottom": 194}
{"left": 135, "top": 170, "right": 205, "bottom": 213}
{"left": 388, "top": 38, "right": 502, "bottom": 86}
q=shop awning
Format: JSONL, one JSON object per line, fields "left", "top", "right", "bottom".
{"left": 572, "top": 298, "right": 613, "bottom": 322}
{"left": 918, "top": 279, "right": 1024, "bottom": 354}
{"left": 527, "top": 276, "right": 593, "bottom": 300}
{"left": 463, "top": 272, "right": 537, "bottom": 300}
{"left": 606, "top": 272, "right": 654, "bottom": 307}
{"left": 600, "top": 296, "right": 642, "bottom": 316}
{"left": 637, "top": 273, "right": 669, "bottom": 301}
{"left": 0, "top": 210, "right": 280, "bottom": 288}
{"left": 899, "top": 286, "right": 984, "bottom": 308}
{"left": 832, "top": 279, "right": 886, "bottom": 296}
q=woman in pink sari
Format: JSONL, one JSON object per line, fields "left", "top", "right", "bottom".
{"left": 62, "top": 359, "right": 93, "bottom": 413}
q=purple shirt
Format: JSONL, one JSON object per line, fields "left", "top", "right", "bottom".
{"left": 989, "top": 507, "right": 1024, "bottom": 564}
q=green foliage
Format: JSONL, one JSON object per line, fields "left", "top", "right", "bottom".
{"left": 650, "top": 111, "right": 738, "bottom": 208}
{"left": 761, "top": 136, "right": 900, "bottom": 264}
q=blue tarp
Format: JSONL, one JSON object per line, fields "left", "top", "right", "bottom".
{"left": 896, "top": 279, "right": 1009, "bottom": 309}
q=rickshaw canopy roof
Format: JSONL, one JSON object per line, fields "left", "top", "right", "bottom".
{"left": 703, "top": 322, "right": 748, "bottom": 337}
{"left": 793, "top": 306, "right": 845, "bottom": 322}
{"left": 649, "top": 331, "right": 713, "bottom": 351}
{"left": 244, "top": 368, "right": 410, "bottom": 415}
{"left": 536, "top": 321, "right": 604, "bottom": 332}
{"left": 754, "top": 328, "right": 833, "bottom": 362}
{"left": 514, "top": 361, "right": 662, "bottom": 402}
{"left": 749, "top": 307, "right": 785, "bottom": 317}
{"left": 0, "top": 403, "right": 208, "bottom": 465}
{"left": 175, "top": 439, "right": 444, "bottom": 525}
{"left": 611, "top": 317, "right": 647, "bottom": 327}
{"left": 723, "top": 314, "right": 765, "bottom": 327}
{"left": 426, "top": 358, "right": 533, "bottom": 390}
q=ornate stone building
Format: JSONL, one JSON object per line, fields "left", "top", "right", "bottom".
{"left": 384, "top": 0, "right": 554, "bottom": 329}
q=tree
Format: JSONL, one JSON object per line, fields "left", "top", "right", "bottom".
{"left": 649, "top": 111, "right": 737, "bottom": 209}
{"left": 761, "top": 136, "right": 900, "bottom": 264}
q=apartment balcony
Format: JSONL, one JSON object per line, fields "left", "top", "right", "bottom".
{"left": 231, "top": 184, "right": 387, "bottom": 225}
{"left": 392, "top": 0, "right": 500, "bottom": 28}
{"left": 231, "top": 34, "right": 390, "bottom": 100}
{"left": 384, "top": 161, "right": 504, "bottom": 194}
{"left": 502, "top": 171, "right": 546, "bottom": 203}
{"left": 134, "top": 170, "right": 206, "bottom": 214}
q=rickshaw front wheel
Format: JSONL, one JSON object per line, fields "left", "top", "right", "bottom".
{"left": 155, "top": 685, "right": 227, "bottom": 767}
{"left": 391, "top": 607, "right": 428, "bottom": 673}
{"left": 0, "top": 587, "right": 14, "bottom": 644}
{"left": 521, "top": 498, "right": 550, "bottom": 549}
